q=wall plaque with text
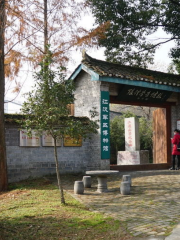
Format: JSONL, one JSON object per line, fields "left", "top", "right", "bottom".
{"left": 63, "top": 136, "right": 82, "bottom": 147}
{"left": 42, "top": 132, "right": 61, "bottom": 146}
{"left": 20, "top": 130, "right": 40, "bottom": 147}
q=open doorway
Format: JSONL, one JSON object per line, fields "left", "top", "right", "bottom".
{"left": 109, "top": 103, "right": 172, "bottom": 170}
{"left": 110, "top": 104, "right": 155, "bottom": 164}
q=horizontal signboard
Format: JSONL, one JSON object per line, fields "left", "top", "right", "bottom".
{"left": 117, "top": 85, "right": 172, "bottom": 103}
{"left": 42, "top": 132, "right": 61, "bottom": 146}
{"left": 63, "top": 136, "right": 82, "bottom": 147}
{"left": 20, "top": 130, "right": 40, "bottom": 147}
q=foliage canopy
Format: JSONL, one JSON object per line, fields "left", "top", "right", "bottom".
{"left": 20, "top": 50, "right": 99, "bottom": 203}
{"left": 5, "top": 0, "right": 108, "bottom": 95}
{"left": 21, "top": 51, "right": 99, "bottom": 140}
{"left": 89, "top": 0, "right": 180, "bottom": 67}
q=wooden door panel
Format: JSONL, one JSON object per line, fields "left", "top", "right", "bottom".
{"left": 153, "top": 108, "right": 167, "bottom": 163}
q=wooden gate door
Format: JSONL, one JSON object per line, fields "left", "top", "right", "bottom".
{"left": 153, "top": 108, "right": 167, "bottom": 163}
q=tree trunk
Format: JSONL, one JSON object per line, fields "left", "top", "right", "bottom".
{"left": 0, "top": 0, "right": 8, "bottom": 191}
{"left": 53, "top": 137, "right": 65, "bottom": 204}
{"left": 44, "top": 0, "right": 48, "bottom": 53}
{"left": 115, "top": 144, "right": 118, "bottom": 158}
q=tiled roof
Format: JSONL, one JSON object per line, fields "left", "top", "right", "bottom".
{"left": 82, "top": 53, "right": 180, "bottom": 87}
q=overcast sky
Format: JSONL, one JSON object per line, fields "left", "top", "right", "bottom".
{"left": 5, "top": 14, "right": 175, "bottom": 105}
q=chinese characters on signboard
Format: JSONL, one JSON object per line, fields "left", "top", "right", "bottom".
{"left": 126, "top": 120, "right": 133, "bottom": 149}
{"left": 124, "top": 117, "right": 140, "bottom": 151}
{"left": 101, "top": 91, "right": 110, "bottom": 159}
{"left": 20, "top": 130, "right": 82, "bottom": 147}
{"left": 20, "top": 130, "right": 40, "bottom": 147}
{"left": 42, "top": 131, "right": 61, "bottom": 146}
{"left": 63, "top": 136, "right": 82, "bottom": 147}
{"left": 127, "top": 88, "right": 163, "bottom": 100}
{"left": 117, "top": 151, "right": 140, "bottom": 165}
{"left": 117, "top": 85, "right": 172, "bottom": 103}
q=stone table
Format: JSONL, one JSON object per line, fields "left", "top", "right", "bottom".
{"left": 85, "top": 170, "right": 119, "bottom": 193}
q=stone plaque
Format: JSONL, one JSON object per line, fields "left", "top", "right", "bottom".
{"left": 20, "top": 130, "right": 40, "bottom": 147}
{"left": 117, "top": 151, "right": 140, "bottom": 165}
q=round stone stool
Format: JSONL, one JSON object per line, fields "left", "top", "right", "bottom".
{"left": 120, "top": 181, "right": 130, "bottom": 195}
{"left": 122, "top": 175, "right": 132, "bottom": 186}
{"left": 97, "top": 176, "right": 108, "bottom": 193}
{"left": 74, "top": 181, "right": 84, "bottom": 194}
{"left": 82, "top": 176, "right": 91, "bottom": 188}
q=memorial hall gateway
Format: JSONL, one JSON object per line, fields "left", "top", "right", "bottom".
{"left": 5, "top": 53, "right": 180, "bottom": 182}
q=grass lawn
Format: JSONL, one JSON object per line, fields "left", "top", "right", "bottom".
{"left": 0, "top": 176, "right": 132, "bottom": 240}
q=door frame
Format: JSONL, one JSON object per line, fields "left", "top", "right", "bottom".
{"left": 110, "top": 96, "right": 173, "bottom": 170}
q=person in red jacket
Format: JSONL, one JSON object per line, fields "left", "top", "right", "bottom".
{"left": 170, "top": 129, "right": 180, "bottom": 170}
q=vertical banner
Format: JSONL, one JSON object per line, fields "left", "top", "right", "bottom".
{"left": 101, "top": 91, "right": 110, "bottom": 159}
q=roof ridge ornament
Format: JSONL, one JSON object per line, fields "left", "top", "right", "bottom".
{"left": 82, "top": 49, "right": 86, "bottom": 59}
{"left": 82, "top": 49, "right": 91, "bottom": 62}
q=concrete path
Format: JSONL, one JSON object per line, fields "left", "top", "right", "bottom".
{"left": 165, "top": 223, "right": 180, "bottom": 240}
{"left": 62, "top": 170, "right": 180, "bottom": 239}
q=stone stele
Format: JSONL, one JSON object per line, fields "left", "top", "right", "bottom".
{"left": 125, "top": 117, "right": 140, "bottom": 151}
{"left": 117, "top": 117, "right": 149, "bottom": 165}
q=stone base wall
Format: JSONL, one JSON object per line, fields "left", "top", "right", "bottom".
{"left": 6, "top": 125, "right": 99, "bottom": 183}
{"left": 5, "top": 70, "right": 115, "bottom": 183}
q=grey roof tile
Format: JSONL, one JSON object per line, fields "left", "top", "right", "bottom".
{"left": 82, "top": 53, "right": 180, "bottom": 86}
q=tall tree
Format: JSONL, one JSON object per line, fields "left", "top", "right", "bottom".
{"left": 0, "top": 0, "right": 7, "bottom": 191}
{"left": 4, "top": 0, "right": 108, "bottom": 96}
{"left": 89, "top": 0, "right": 180, "bottom": 67}
{"left": 21, "top": 51, "right": 99, "bottom": 204}
{"left": 1, "top": 0, "right": 107, "bottom": 191}
{"left": 18, "top": 0, "right": 108, "bottom": 67}
{"left": 1, "top": 0, "right": 28, "bottom": 191}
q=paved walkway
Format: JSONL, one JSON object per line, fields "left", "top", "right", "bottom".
{"left": 62, "top": 170, "right": 180, "bottom": 240}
